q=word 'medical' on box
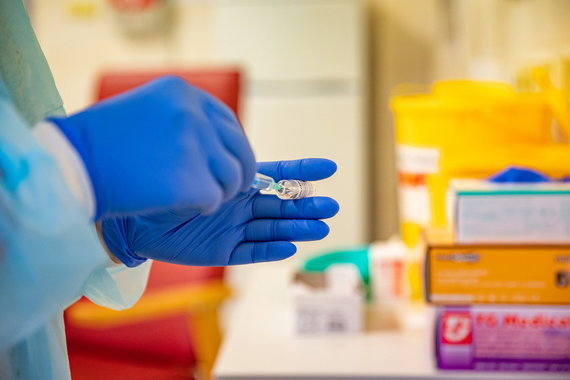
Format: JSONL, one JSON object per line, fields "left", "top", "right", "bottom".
{"left": 436, "top": 306, "right": 570, "bottom": 372}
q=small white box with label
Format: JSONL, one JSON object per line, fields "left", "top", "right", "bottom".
{"left": 293, "top": 265, "right": 364, "bottom": 334}
{"left": 449, "top": 179, "right": 570, "bottom": 244}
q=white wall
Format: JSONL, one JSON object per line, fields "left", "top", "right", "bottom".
{"left": 32, "top": 0, "right": 217, "bottom": 113}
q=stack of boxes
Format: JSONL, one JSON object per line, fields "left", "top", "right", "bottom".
{"left": 389, "top": 78, "right": 570, "bottom": 372}
{"left": 426, "top": 179, "right": 570, "bottom": 372}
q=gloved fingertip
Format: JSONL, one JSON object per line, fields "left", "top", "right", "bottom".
{"left": 243, "top": 169, "right": 256, "bottom": 193}
{"left": 312, "top": 221, "right": 330, "bottom": 240}
{"left": 323, "top": 198, "right": 340, "bottom": 218}
{"left": 223, "top": 185, "right": 240, "bottom": 203}
{"left": 269, "top": 242, "right": 297, "bottom": 261}
{"left": 284, "top": 242, "right": 298, "bottom": 256}
{"left": 322, "top": 159, "right": 338, "bottom": 176}
{"left": 242, "top": 152, "right": 257, "bottom": 193}
{"left": 199, "top": 190, "right": 224, "bottom": 215}
{"left": 240, "top": 172, "right": 253, "bottom": 193}
{"left": 296, "top": 158, "right": 337, "bottom": 181}
{"left": 300, "top": 197, "right": 340, "bottom": 219}
{"left": 201, "top": 202, "right": 222, "bottom": 215}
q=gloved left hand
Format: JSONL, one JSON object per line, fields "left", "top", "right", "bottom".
{"left": 101, "top": 159, "right": 339, "bottom": 267}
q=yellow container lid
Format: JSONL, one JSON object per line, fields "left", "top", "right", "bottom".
{"left": 391, "top": 80, "right": 552, "bottom": 146}
{"left": 391, "top": 80, "right": 546, "bottom": 113}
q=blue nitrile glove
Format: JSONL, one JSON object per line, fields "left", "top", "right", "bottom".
{"left": 489, "top": 166, "right": 551, "bottom": 183}
{"left": 48, "top": 76, "right": 255, "bottom": 219}
{"left": 102, "top": 159, "right": 339, "bottom": 267}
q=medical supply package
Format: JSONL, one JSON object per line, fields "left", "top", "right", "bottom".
{"left": 449, "top": 179, "right": 570, "bottom": 244}
{"left": 435, "top": 306, "right": 570, "bottom": 372}
{"left": 425, "top": 243, "right": 570, "bottom": 305}
{"left": 293, "top": 265, "right": 364, "bottom": 334}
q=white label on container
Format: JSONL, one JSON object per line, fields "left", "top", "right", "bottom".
{"left": 400, "top": 185, "right": 431, "bottom": 223}
{"left": 397, "top": 145, "right": 440, "bottom": 174}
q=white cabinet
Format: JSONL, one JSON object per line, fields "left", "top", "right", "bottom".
{"left": 213, "top": 0, "right": 367, "bottom": 251}
{"left": 214, "top": 0, "right": 364, "bottom": 82}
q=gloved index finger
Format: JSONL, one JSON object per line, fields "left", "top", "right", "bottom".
{"left": 257, "top": 158, "right": 337, "bottom": 182}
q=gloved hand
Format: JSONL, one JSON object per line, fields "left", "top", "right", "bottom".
{"left": 48, "top": 76, "right": 255, "bottom": 219}
{"left": 102, "top": 159, "right": 339, "bottom": 267}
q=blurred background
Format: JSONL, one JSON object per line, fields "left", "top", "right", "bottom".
{"left": 33, "top": 0, "right": 570, "bottom": 379}
{"left": 31, "top": 0, "right": 570, "bottom": 244}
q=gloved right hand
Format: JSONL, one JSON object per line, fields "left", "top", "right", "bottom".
{"left": 48, "top": 76, "right": 255, "bottom": 220}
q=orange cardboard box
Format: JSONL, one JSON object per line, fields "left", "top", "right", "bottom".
{"left": 426, "top": 244, "right": 570, "bottom": 305}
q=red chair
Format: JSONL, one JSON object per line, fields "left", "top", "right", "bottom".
{"left": 65, "top": 68, "right": 242, "bottom": 380}
{"left": 94, "top": 70, "right": 241, "bottom": 113}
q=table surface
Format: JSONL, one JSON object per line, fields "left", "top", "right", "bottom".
{"left": 214, "top": 261, "right": 570, "bottom": 380}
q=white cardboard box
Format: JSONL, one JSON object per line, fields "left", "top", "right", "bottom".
{"left": 293, "top": 265, "right": 364, "bottom": 334}
{"left": 449, "top": 179, "right": 570, "bottom": 244}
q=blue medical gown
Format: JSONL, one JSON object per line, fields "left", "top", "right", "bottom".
{"left": 0, "top": 1, "right": 150, "bottom": 379}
